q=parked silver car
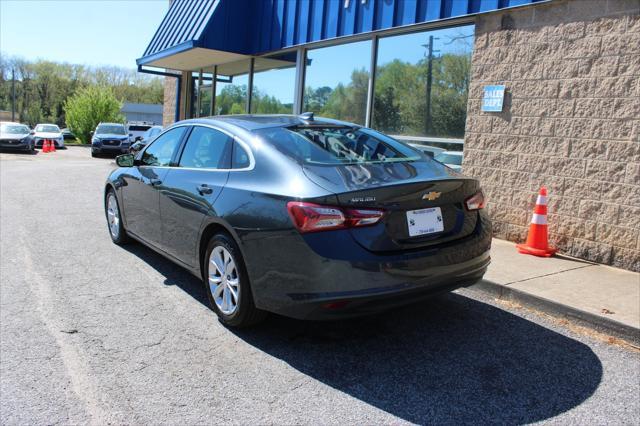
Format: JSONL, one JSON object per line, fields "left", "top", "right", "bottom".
{"left": 33, "top": 123, "right": 64, "bottom": 148}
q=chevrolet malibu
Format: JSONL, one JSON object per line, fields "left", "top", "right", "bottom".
{"left": 104, "top": 114, "right": 491, "bottom": 327}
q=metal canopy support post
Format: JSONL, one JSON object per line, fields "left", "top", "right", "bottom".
{"left": 293, "top": 47, "right": 306, "bottom": 114}
{"left": 210, "top": 65, "right": 217, "bottom": 116}
{"left": 246, "top": 58, "right": 255, "bottom": 113}
{"left": 176, "top": 76, "right": 182, "bottom": 122}
{"left": 197, "top": 69, "right": 203, "bottom": 117}
{"left": 365, "top": 35, "right": 378, "bottom": 128}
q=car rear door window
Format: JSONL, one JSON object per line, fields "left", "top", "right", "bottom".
{"left": 178, "top": 126, "right": 232, "bottom": 169}
{"left": 232, "top": 141, "right": 251, "bottom": 169}
{"left": 141, "top": 127, "right": 187, "bottom": 166}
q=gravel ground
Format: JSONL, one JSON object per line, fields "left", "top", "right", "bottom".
{"left": 1, "top": 147, "right": 639, "bottom": 425}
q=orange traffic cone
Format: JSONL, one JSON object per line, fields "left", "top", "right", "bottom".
{"left": 50, "top": 139, "right": 56, "bottom": 152}
{"left": 516, "top": 186, "right": 557, "bottom": 257}
{"left": 42, "top": 140, "right": 50, "bottom": 153}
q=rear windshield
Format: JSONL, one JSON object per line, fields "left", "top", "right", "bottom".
{"left": 35, "top": 124, "right": 60, "bottom": 133}
{"left": 1, "top": 124, "right": 29, "bottom": 134}
{"left": 435, "top": 153, "right": 462, "bottom": 165}
{"left": 97, "top": 124, "right": 126, "bottom": 135}
{"left": 255, "top": 126, "right": 420, "bottom": 165}
{"left": 128, "top": 125, "right": 151, "bottom": 131}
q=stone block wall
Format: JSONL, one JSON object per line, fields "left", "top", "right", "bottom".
{"left": 162, "top": 71, "right": 188, "bottom": 127}
{"left": 162, "top": 76, "right": 177, "bottom": 127}
{"left": 464, "top": 0, "right": 639, "bottom": 271}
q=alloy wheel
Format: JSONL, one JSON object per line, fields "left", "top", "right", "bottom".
{"left": 106, "top": 194, "right": 120, "bottom": 238}
{"left": 209, "top": 246, "right": 240, "bottom": 315}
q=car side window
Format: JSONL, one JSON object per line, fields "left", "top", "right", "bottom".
{"left": 232, "top": 141, "right": 251, "bottom": 169}
{"left": 178, "top": 126, "right": 232, "bottom": 169}
{"left": 141, "top": 127, "right": 186, "bottom": 166}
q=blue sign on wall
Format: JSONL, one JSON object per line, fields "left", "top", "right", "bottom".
{"left": 482, "top": 85, "right": 505, "bottom": 112}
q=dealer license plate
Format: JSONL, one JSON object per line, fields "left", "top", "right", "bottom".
{"left": 406, "top": 207, "right": 444, "bottom": 237}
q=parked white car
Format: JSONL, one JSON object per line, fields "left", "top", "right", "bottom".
{"left": 434, "top": 151, "right": 463, "bottom": 171}
{"left": 127, "top": 121, "right": 154, "bottom": 143}
{"left": 33, "top": 123, "right": 64, "bottom": 148}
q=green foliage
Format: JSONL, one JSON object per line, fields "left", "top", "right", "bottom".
{"left": 215, "top": 84, "right": 246, "bottom": 115}
{"left": 302, "top": 53, "right": 471, "bottom": 138}
{"left": 0, "top": 54, "right": 163, "bottom": 127}
{"left": 214, "top": 84, "right": 293, "bottom": 115}
{"left": 64, "top": 86, "right": 124, "bottom": 143}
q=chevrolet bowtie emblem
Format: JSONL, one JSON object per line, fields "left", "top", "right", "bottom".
{"left": 423, "top": 191, "right": 442, "bottom": 201}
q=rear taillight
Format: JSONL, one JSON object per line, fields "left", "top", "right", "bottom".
{"left": 287, "top": 202, "right": 384, "bottom": 233}
{"left": 465, "top": 191, "right": 486, "bottom": 211}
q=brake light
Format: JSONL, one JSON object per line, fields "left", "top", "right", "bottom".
{"left": 465, "top": 191, "right": 486, "bottom": 211}
{"left": 287, "top": 202, "right": 384, "bottom": 233}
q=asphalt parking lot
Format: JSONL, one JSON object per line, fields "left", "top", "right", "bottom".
{"left": 1, "top": 147, "right": 639, "bottom": 425}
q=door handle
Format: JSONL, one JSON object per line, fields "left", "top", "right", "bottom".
{"left": 197, "top": 184, "right": 213, "bottom": 195}
{"left": 149, "top": 178, "right": 162, "bottom": 186}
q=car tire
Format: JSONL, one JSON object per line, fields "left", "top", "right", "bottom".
{"left": 105, "top": 189, "right": 129, "bottom": 245}
{"left": 91, "top": 150, "right": 98, "bottom": 158}
{"left": 204, "top": 233, "right": 267, "bottom": 328}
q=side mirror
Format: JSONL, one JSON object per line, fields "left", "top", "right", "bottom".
{"left": 129, "top": 133, "right": 133, "bottom": 137}
{"left": 135, "top": 136, "right": 143, "bottom": 142}
{"left": 90, "top": 131, "right": 94, "bottom": 136}
{"left": 115, "top": 153, "right": 135, "bottom": 168}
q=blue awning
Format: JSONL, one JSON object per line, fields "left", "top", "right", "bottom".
{"left": 140, "top": 0, "right": 217, "bottom": 62}
{"left": 138, "top": 0, "right": 548, "bottom": 70}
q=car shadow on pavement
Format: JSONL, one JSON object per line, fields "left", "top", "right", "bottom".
{"left": 124, "top": 243, "right": 603, "bottom": 424}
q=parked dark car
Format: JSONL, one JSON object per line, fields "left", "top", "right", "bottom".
{"left": 104, "top": 114, "right": 491, "bottom": 327}
{"left": 91, "top": 123, "right": 131, "bottom": 157}
{"left": 129, "top": 125, "right": 162, "bottom": 154}
{"left": 0, "top": 122, "right": 35, "bottom": 152}
{"left": 61, "top": 128, "right": 77, "bottom": 141}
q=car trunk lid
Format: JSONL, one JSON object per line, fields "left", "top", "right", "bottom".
{"left": 302, "top": 160, "right": 481, "bottom": 253}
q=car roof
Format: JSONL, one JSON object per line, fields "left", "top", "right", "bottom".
{"left": 439, "top": 151, "right": 463, "bottom": 156}
{"left": 35, "top": 123, "right": 59, "bottom": 126}
{"left": 98, "top": 122, "right": 125, "bottom": 126}
{"left": 0, "top": 121, "right": 26, "bottom": 126}
{"left": 182, "top": 114, "right": 361, "bottom": 132}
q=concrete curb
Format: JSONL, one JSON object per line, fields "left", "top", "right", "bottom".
{"left": 472, "top": 280, "right": 640, "bottom": 347}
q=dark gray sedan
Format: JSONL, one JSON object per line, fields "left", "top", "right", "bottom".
{"left": 0, "top": 122, "right": 35, "bottom": 152}
{"left": 104, "top": 114, "right": 491, "bottom": 327}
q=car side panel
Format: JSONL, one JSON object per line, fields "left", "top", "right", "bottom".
{"left": 160, "top": 168, "right": 229, "bottom": 267}
{"left": 120, "top": 166, "right": 170, "bottom": 246}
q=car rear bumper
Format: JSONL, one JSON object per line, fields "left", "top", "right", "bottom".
{"left": 93, "top": 146, "right": 129, "bottom": 154}
{"left": 242, "top": 211, "right": 492, "bottom": 320}
{"left": 0, "top": 140, "right": 32, "bottom": 150}
{"left": 35, "top": 139, "right": 63, "bottom": 148}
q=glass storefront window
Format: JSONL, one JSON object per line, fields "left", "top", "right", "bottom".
{"left": 215, "top": 60, "right": 250, "bottom": 115}
{"left": 251, "top": 54, "right": 296, "bottom": 114}
{"left": 373, "top": 25, "right": 474, "bottom": 139}
{"left": 198, "top": 74, "right": 214, "bottom": 117}
{"left": 303, "top": 39, "right": 371, "bottom": 125}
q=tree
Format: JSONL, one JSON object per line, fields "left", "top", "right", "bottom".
{"left": 373, "top": 85, "right": 401, "bottom": 133}
{"left": 64, "top": 86, "right": 124, "bottom": 143}
{"left": 0, "top": 55, "right": 164, "bottom": 127}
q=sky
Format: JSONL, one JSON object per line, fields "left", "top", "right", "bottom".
{"left": 0, "top": 0, "right": 168, "bottom": 69}
{"left": 0, "top": 0, "right": 472, "bottom": 104}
